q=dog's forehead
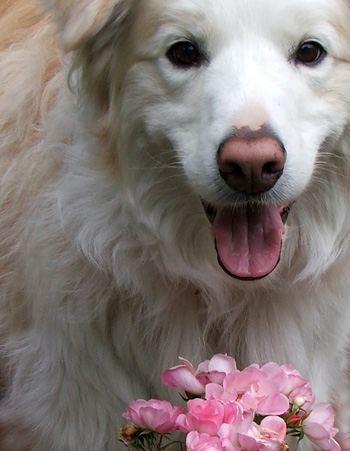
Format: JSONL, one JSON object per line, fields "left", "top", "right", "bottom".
{"left": 147, "top": 0, "right": 342, "bottom": 18}
{"left": 144, "top": 0, "right": 348, "bottom": 41}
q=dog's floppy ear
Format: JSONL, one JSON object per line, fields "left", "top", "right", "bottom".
{"left": 43, "top": 0, "right": 125, "bottom": 51}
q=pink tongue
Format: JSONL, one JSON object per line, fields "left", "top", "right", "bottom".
{"left": 213, "top": 205, "right": 285, "bottom": 279}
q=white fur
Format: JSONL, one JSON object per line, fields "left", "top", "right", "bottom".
{"left": 1, "top": 0, "right": 350, "bottom": 449}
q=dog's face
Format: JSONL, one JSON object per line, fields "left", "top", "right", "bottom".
{"left": 49, "top": 0, "right": 350, "bottom": 281}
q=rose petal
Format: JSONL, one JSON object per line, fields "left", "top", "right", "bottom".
{"left": 161, "top": 365, "right": 205, "bottom": 395}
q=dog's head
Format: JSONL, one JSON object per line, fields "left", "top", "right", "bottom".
{"left": 47, "top": 0, "right": 350, "bottom": 282}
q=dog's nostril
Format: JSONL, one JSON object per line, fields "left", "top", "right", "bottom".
{"left": 230, "top": 163, "right": 245, "bottom": 177}
{"left": 262, "top": 161, "right": 283, "bottom": 175}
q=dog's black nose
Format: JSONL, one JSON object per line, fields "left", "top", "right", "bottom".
{"left": 217, "top": 129, "right": 286, "bottom": 194}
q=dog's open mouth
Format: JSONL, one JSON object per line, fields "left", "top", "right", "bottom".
{"left": 203, "top": 201, "right": 292, "bottom": 280}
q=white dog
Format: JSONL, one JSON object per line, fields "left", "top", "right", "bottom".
{"left": 1, "top": 0, "right": 350, "bottom": 449}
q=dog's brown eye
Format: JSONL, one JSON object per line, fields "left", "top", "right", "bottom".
{"left": 167, "top": 42, "right": 203, "bottom": 67}
{"left": 295, "top": 41, "right": 326, "bottom": 66}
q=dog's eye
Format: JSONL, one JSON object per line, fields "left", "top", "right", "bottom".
{"left": 167, "top": 41, "right": 203, "bottom": 68}
{"left": 295, "top": 41, "right": 327, "bottom": 66}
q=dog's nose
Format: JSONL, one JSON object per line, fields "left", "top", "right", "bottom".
{"left": 217, "top": 134, "right": 286, "bottom": 194}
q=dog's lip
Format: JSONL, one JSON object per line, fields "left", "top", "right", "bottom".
{"left": 202, "top": 200, "right": 294, "bottom": 225}
{"left": 202, "top": 201, "right": 217, "bottom": 223}
{"left": 279, "top": 203, "right": 293, "bottom": 224}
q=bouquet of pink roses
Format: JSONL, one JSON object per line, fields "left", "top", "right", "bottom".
{"left": 119, "top": 354, "right": 350, "bottom": 450}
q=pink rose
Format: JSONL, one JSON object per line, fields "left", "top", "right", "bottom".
{"left": 161, "top": 355, "right": 237, "bottom": 396}
{"left": 207, "top": 365, "right": 289, "bottom": 415}
{"left": 222, "top": 401, "right": 248, "bottom": 425}
{"left": 176, "top": 398, "right": 225, "bottom": 435}
{"left": 335, "top": 432, "right": 350, "bottom": 449}
{"left": 122, "top": 399, "right": 184, "bottom": 434}
{"left": 238, "top": 416, "right": 287, "bottom": 451}
{"left": 206, "top": 365, "right": 264, "bottom": 403}
{"left": 303, "top": 403, "right": 340, "bottom": 451}
{"left": 260, "top": 362, "right": 289, "bottom": 389}
{"left": 161, "top": 358, "right": 205, "bottom": 395}
{"left": 259, "top": 362, "right": 315, "bottom": 410}
{"left": 239, "top": 379, "right": 290, "bottom": 416}
{"left": 196, "top": 354, "right": 238, "bottom": 386}
{"left": 278, "top": 364, "right": 315, "bottom": 409}
{"left": 186, "top": 431, "right": 225, "bottom": 451}
{"left": 218, "top": 411, "right": 254, "bottom": 450}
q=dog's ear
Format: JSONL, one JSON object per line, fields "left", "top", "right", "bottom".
{"left": 43, "top": 0, "right": 125, "bottom": 51}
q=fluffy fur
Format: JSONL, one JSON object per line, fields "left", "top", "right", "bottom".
{"left": 1, "top": 0, "right": 350, "bottom": 449}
